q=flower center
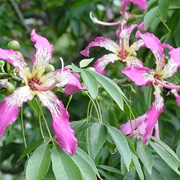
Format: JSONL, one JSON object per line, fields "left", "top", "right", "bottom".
{"left": 28, "top": 77, "right": 40, "bottom": 91}
{"left": 119, "top": 50, "right": 129, "bottom": 59}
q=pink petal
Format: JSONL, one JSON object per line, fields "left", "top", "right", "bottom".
{"left": 120, "top": 0, "right": 147, "bottom": 14}
{"left": 169, "top": 47, "right": 180, "bottom": 66}
{"left": 120, "top": 114, "right": 146, "bottom": 138}
{"left": 0, "top": 86, "right": 34, "bottom": 136}
{"left": 122, "top": 66, "right": 152, "bottom": 86}
{"left": 143, "top": 103, "right": 164, "bottom": 143}
{"left": 80, "top": 37, "right": 119, "bottom": 57}
{"left": 136, "top": 31, "right": 165, "bottom": 67}
{"left": 94, "top": 54, "right": 119, "bottom": 75}
{"left": 171, "top": 90, "right": 180, "bottom": 106}
{"left": 31, "top": 29, "right": 53, "bottom": 76}
{"left": 0, "top": 49, "right": 29, "bottom": 79}
{"left": 37, "top": 91, "right": 77, "bottom": 154}
{"left": 56, "top": 68, "right": 83, "bottom": 95}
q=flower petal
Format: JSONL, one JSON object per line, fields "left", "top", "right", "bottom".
{"left": 31, "top": 29, "right": 53, "bottom": 77}
{"left": 143, "top": 86, "right": 164, "bottom": 143}
{"left": 80, "top": 37, "right": 119, "bottom": 57}
{"left": 0, "top": 49, "right": 30, "bottom": 80}
{"left": 122, "top": 66, "right": 153, "bottom": 86}
{"left": 120, "top": 114, "right": 146, "bottom": 138}
{"left": 94, "top": 53, "right": 119, "bottom": 75}
{"left": 169, "top": 47, "right": 180, "bottom": 65}
{"left": 136, "top": 31, "right": 165, "bottom": 69}
{"left": 171, "top": 89, "right": 180, "bottom": 106}
{"left": 120, "top": 0, "right": 147, "bottom": 14}
{"left": 37, "top": 91, "right": 77, "bottom": 154}
{"left": 0, "top": 86, "right": 34, "bottom": 136}
{"left": 125, "top": 56, "right": 144, "bottom": 67}
{"left": 55, "top": 68, "right": 83, "bottom": 95}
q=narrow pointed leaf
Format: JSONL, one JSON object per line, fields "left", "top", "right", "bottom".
{"left": 149, "top": 142, "right": 180, "bottom": 175}
{"left": 20, "top": 139, "right": 44, "bottom": 159}
{"left": 158, "top": 0, "right": 169, "bottom": 20}
{"left": 88, "top": 70, "right": 126, "bottom": 111}
{"left": 26, "top": 143, "right": 51, "bottom": 180}
{"left": 79, "top": 58, "right": 94, "bottom": 68}
{"left": 89, "top": 123, "right": 107, "bottom": 159}
{"left": 107, "top": 126, "right": 131, "bottom": 171}
{"left": 151, "top": 137, "right": 179, "bottom": 161}
{"left": 137, "top": 140, "right": 154, "bottom": 174}
{"left": 70, "top": 152, "right": 97, "bottom": 180}
{"left": 132, "top": 154, "right": 144, "bottom": 180}
{"left": 81, "top": 70, "right": 98, "bottom": 99}
{"left": 51, "top": 146, "right": 82, "bottom": 180}
{"left": 76, "top": 147, "right": 100, "bottom": 178}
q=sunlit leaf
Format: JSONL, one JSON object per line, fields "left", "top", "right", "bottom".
{"left": 79, "top": 58, "right": 94, "bottom": 68}
{"left": 87, "top": 69, "right": 126, "bottom": 111}
{"left": 81, "top": 69, "right": 98, "bottom": 99}
{"left": 26, "top": 143, "right": 51, "bottom": 180}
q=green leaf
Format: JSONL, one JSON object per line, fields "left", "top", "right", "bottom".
{"left": 70, "top": 152, "right": 97, "bottom": 180}
{"left": 176, "top": 143, "right": 180, "bottom": 160}
{"left": 158, "top": 0, "right": 169, "bottom": 20}
{"left": 20, "top": 139, "right": 44, "bottom": 159}
{"left": 89, "top": 123, "right": 107, "bottom": 159}
{"left": 97, "top": 165, "right": 122, "bottom": 175}
{"left": 70, "top": 17, "right": 81, "bottom": 37}
{"left": 151, "top": 137, "right": 179, "bottom": 161}
{"left": 88, "top": 70, "right": 126, "bottom": 111}
{"left": 132, "top": 154, "right": 144, "bottom": 180}
{"left": 137, "top": 140, "right": 154, "bottom": 174}
{"left": 149, "top": 142, "right": 180, "bottom": 175}
{"left": 51, "top": 146, "right": 82, "bottom": 180}
{"left": 144, "top": 6, "right": 159, "bottom": 29}
{"left": 106, "top": 126, "right": 131, "bottom": 171}
{"left": 98, "top": 169, "right": 118, "bottom": 180}
{"left": 76, "top": 147, "right": 100, "bottom": 178}
{"left": 28, "top": 98, "right": 40, "bottom": 116}
{"left": 81, "top": 70, "right": 99, "bottom": 99}
{"left": 26, "top": 143, "right": 51, "bottom": 180}
{"left": 79, "top": 58, "right": 94, "bottom": 68}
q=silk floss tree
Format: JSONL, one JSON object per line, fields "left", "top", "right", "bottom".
{"left": 0, "top": 29, "right": 82, "bottom": 154}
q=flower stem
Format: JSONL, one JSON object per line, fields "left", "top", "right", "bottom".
{"left": 20, "top": 106, "right": 29, "bottom": 158}
{"left": 38, "top": 113, "right": 45, "bottom": 142}
{"left": 35, "top": 98, "right": 53, "bottom": 140}
{"left": 66, "top": 94, "right": 72, "bottom": 110}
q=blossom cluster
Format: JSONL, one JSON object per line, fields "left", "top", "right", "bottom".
{"left": 0, "top": 0, "right": 180, "bottom": 156}
{"left": 81, "top": 0, "right": 180, "bottom": 144}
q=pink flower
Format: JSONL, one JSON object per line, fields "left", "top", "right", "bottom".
{"left": 0, "top": 29, "right": 82, "bottom": 154}
{"left": 120, "top": 0, "right": 148, "bottom": 15}
{"left": 81, "top": 23, "right": 145, "bottom": 75}
{"left": 121, "top": 32, "right": 180, "bottom": 142}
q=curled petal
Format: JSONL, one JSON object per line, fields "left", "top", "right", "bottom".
{"left": 37, "top": 91, "right": 77, "bottom": 154}
{"left": 94, "top": 54, "right": 119, "bottom": 75}
{"left": 136, "top": 31, "right": 164, "bottom": 68}
{"left": 120, "top": 114, "right": 146, "bottom": 138}
{"left": 80, "top": 37, "right": 119, "bottom": 57}
{"left": 0, "top": 86, "right": 34, "bottom": 136}
{"left": 0, "top": 49, "right": 30, "bottom": 80}
{"left": 31, "top": 29, "right": 53, "bottom": 77}
{"left": 120, "top": 0, "right": 147, "bottom": 14}
{"left": 56, "top": 68, "right": 83, "bottom": 95}
{"left": 122, "top": 66, "right": 153, "bottom": 86}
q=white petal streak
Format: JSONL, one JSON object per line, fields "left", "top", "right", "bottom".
{"left": 32, "top": 46, "right": 51, "bottom": 76}
{"left": 154, "top": 85, "right": 164, "bottom": 110}
{"left": 161, "top": 59, "right": 178, "bottom": 78}
{"left": 6, "top": 86, "right": 34, "bottom": 107}
{"left": 37, "top": 91, "right": 60, "bottom": 116}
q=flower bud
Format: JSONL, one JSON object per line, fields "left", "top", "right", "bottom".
{"left": 131, "top": 52, "right": 137, "bottom": 57}
{"left": 4, "top": 82, "right": 15, "bottom": 95}
{"left": 0, "top": 60, "right": 5, "bottom": 66}
{"left": 45, "top": 64, "right": 55, "bottom": 73}
{"left": 7, "top": 40, "right": 20, "bottom": 51}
